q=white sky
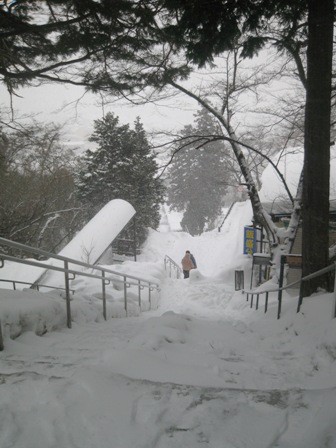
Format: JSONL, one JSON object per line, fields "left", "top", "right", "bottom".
{"left": 1, "top": 196, "right": 336, "bottom": 447}
{"left": 1, "top": 83, "right": 197, "bottom": 150}
{"left": 0, "top": 46, "right": 299, "bottom": 155}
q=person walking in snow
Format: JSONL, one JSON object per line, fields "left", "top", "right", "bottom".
{"left": 182, "top": 250, "right": 195, "bottom": 279}
{"left": 189, "top": 251, "right": 197, "bottom": 269}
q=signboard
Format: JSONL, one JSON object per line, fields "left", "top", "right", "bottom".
{"left": 115, "top": 239, "right": 134, "bottom": 256}
{"left": 253, "top": 254, "right": 271, "bottom": 265}
{"left": 243, "top": 226, "right": 256, "bottom": 255}
{"left": 281, "top": 254, "right": 302, "bottom": 268}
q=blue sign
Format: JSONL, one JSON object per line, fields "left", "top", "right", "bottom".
{"left": 243, "top": 226, "right": 256, "bottom": 255}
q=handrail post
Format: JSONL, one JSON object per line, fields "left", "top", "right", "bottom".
{"left": 102, "top": 271, "right": 107, "bottom": 320}
{"left": 277, "top": 292, "right": 282, "bottom": 319}
{"left": 297, "top": 280, "right": 304, "bottom": 313}
{"left": 163, "top": 255, "right": 182, "bottom": 279}
{"left": 64, "top": 260, "right": 72, "bottom": 329}
{"left": 148, "top": 283, "right": 152, "bottom": 309}
{"left": 265, "top": 292, "right": 269, "bottom": 313}
{"left": 256, "top": 293, "right": 259, "bottom": 310}
{"left": 138, "top": 280, "right": 141, "bottom": 311}
{"left": 277, "top": 255, "right": 286, "bottom": 319}
{"left": 0, "top": 320, "right": 4, "bottom": 351}
{"left": 123, "top": 276, "right": 128, "bottom": 317}
{"left": 333, "top": 262, "right": 336, "bottom": 318}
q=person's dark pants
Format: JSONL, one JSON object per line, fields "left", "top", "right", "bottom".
{"left": 183, "top": 270, "right": 190, "bottom": 279}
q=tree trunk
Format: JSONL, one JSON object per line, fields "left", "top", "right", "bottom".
{"left": 225, "top": 123, "right": 279, "bottom": 249}
{"left": 285, "top": 168, "right": 303, "bottom": 253}
{"left": 168, "top": 79, "right": 280, "bottom": 251}
{"left": 302, "top": 0, "right": 333, "bottom": 295}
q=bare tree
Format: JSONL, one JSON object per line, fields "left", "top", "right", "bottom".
{"left": 162, "top": 49, "right": 303, "bottom": 252}
{"left": 0, "top": 121, "right": 83, "bottom": 252}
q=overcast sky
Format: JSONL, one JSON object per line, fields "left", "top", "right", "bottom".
{"left": 1, "top": 82, "right": 197, "bottom": 151}
{"left": 0, "top": 46, "right": 302, "bottom": 159}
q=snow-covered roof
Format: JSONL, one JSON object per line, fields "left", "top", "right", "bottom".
{"left": 262, "top": 199, "right": 336, "bottom": 219}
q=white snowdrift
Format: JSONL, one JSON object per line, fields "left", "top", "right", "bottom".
{"left": 1, "top": 197, "right": 336, "bottom": 447}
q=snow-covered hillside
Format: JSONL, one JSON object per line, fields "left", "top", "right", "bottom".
{"left": 141, "top": 201, "right": 253, "bottom": 279}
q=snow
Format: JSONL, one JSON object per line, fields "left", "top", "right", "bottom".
{"left": 57, "top": 199, "right": 136, "bottom": 264}
{"left": 38, "top": 198, "right": 136, "bottom": 289}
{"left": 259, "top": 149, "right": 304, "bottom": 202}
{"left": 0, "top": 199, "right": 136, "bottom": 290}
{"left": 1, "top": 195, "right": 336, "bottom": 447}
{"left": 259, "top": 146, "right": 336, "bottom": 201}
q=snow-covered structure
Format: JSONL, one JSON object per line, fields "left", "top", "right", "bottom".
{"left": 0, "top": 199, "right": 136, "bottom": 290}
{"left": 37, "top": 199, "right": 136, "bottom": 288}
{"left": 57, "top": 199, "right": 136, "bottom": 265}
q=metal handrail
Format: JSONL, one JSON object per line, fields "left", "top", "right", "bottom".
{"left": 164, "top": 255, "right": 183, "bottom": 278}
{"left": 0, "top": 253, "right": 157, "bottom": 289}
{"left": 0, "top": 237, "right": 160, "bottom": 335}
{"left": 0, "top": 278, "right": 75, "bottom": 294}
{"left": 0, "top": 237, "right": 153, "bottom": 285}
{"left": 218, "top": 201, "right": 236, "bottom": 232}
{"left": 242, "top": 262, "right": 336, "bottom": 319}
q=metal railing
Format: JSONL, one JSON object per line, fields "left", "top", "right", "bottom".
{"left": 0, "top": 237, "right": 160, "bottom": 336}
{"left": 0, "top": 278, "right": 75, "bottom": 294}
{"left": 242, "top": 262, "right": 336, "bottom": 319}
{"left": 164, "top": 255, "right": 183, "bottom": 278}
{"left": 218, "top": 201, "right": 236, "bottom": 232}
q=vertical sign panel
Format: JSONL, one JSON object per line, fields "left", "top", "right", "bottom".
{"left": 244, "top": 226, "right": 256, "bottom": 255}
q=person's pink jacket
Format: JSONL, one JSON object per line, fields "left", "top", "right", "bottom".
{"left": 182, "top": 254, "right": 194, "bottom": 271}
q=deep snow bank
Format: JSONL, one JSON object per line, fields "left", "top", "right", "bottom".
{"left": 140, "top": 200, "right": 253, "bottom": 279}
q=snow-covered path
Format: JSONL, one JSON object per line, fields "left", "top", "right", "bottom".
{"left": 2, "top": 271, "right": 336, "bottom": 448}
{"left": 1, "top": 201, "right": 336, "bottom": 447}
{"left": 1, "top": 322, "right": 290, "bottom": 448}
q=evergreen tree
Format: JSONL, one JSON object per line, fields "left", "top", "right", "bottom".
{"left": 76, "top": 113, "right": 165, "bottom": 245}
{"left": 0, "top": 1, "right": 160, "bottom": 93}
{"left": 167, "top": 108, "right": 232, "bottom": 235}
